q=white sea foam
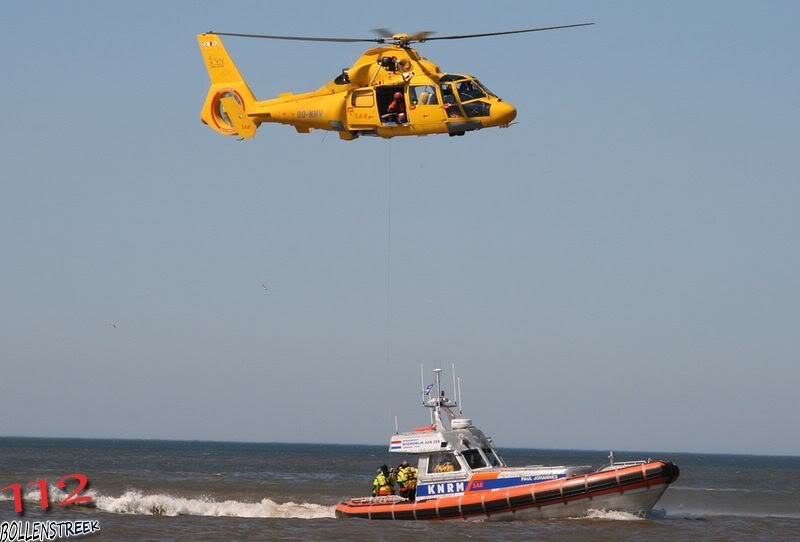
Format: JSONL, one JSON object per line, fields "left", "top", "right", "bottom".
{"left": 0, "top": 484, "right": 76, "bottom": 504}
{"left": 583, "top": 509, "right": 645, "bottom": 521}
{"left": 93, "top": 491, "right": 335, "bottom": 519}
{"left": 1, "top": 485, "right": 333, "bottom": 519}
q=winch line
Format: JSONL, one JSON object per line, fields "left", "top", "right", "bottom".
{"left": 385, "top": 139, "right": 393, "bottom": 372}
{"left": 385, "top": 139, "right": 394, "bottom": 465}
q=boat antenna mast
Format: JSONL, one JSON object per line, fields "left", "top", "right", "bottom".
{"left": 457, "top": 376, "right": 463, "bottom": 415}
{"left": 422, "top": 366, "right": 462, "bottom": 430}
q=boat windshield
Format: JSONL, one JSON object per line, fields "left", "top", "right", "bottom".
{"left": 482, "top": 447, "right": 502, "bottom": 467}
{"left": 462, "top": 449, "right": 488, "bottom": 469}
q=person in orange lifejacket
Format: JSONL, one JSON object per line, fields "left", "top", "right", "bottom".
{"left": 372, "top": 464, "right": 393, "bottom": 497}
{"left": 387, "top": 92, "right": 407, "bottom": 124}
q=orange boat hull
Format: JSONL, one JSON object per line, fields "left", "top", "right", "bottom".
{"left": 335, "top": 460, "right": 679, "bottom": 520}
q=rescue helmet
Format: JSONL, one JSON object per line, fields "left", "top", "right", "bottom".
{"left": 393, "top": 92, "right": 403, "bottom": 100}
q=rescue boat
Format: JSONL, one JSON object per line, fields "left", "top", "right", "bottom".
{"left": 335, "top": 368, "right": 679, "bottom": 520}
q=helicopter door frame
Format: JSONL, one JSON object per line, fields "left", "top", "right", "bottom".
{"left": 407, "top": 83, "right": 446, "bottom": 128}
{"left": 439, "top": 82, "right": 467, "bottom": 120}
{"left": 346, "top": 87, "right": 381, "bottom": 130}
{"left": 374, "top": 85, "right": 406, "bottom": 127}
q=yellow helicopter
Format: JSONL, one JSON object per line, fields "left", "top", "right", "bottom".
{"left": 197, "top": 24, "right": 592, "bottom": 141}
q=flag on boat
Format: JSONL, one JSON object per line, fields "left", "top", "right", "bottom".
{"left": 424, "top": 384, "right": 434, "bottom": 395}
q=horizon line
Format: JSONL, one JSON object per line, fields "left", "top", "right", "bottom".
{"left": 1, "top": 434, "right": 797, "bottom": 459}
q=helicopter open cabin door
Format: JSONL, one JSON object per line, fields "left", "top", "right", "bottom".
{"left": 346, "top": 88, "right": 381, "bottom": 131}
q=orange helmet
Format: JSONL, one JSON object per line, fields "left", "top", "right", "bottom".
{"left": 393, "top": 92, "right": 402, "bottom": 100}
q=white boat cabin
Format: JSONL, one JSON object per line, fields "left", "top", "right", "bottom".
{"left": 389, "top": 371, "right": 592, "bottom": 501}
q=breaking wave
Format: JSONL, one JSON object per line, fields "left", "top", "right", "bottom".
{"left": 93, "top": 491, "right": 334, "bottom": 518}
{"left": 0, "top": 484, "right": 73, "bottom": 503}
{"left": 0, "top": 485, "right": 333, "bottom": 519}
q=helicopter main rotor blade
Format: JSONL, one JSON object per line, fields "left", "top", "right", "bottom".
{"left": 407, "top": 31, "right": 435, "bottom": 42}
{"left": 206, "top": 24, "right": 591, "bottom": 46}
{"left": 419, "top": 23, "right": 594, "bottom": 42}
{"left": 208, "top": 31, "right": 384, "bottom": 43}
{"left": 371, "top": 29, "right": 436, "bottom": 41}
{"left": 371, "top": 28, "right": 394, "bottom": 38}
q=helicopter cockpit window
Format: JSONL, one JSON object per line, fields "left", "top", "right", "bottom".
{"left": 439, "top": 83, "right": 464, "bottom": 118}
{"left": 439, "top": 73, "right": 468, "bottom": 82}
{"left": 440, "top": 83, "right": 455, "bottom": 104}
{"left": 474, "top": 79, "right": 497, "bottom": 98}
{"left": 462, "top": 101, "right": 491, "bottom": 117}
{"left": 455, "top": 80, "right": 486, "bottom": 102}
{"left": 409, "top": 85, "right": 438, "bottom": 105}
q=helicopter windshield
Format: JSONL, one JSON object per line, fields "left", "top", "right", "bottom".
{"left": 454, "top": 79, "right": 486, "bottom": 102}
{"left": 474, "top": 79, "right": 497, "bottom": 98}
{"left": 440, "top": 74, "right": 494, "bottom": 102}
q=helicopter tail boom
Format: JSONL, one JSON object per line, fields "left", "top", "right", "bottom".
{"left": 197, "top": 33, "right": 258, "bottom": 138}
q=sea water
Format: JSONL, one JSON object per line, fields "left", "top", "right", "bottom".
{"left": 1, "top": 438, "right": 798, "bottom": 540}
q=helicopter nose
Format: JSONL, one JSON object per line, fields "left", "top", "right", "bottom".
{"left": 492, "top": 101, "right": 517, "bottom": 125}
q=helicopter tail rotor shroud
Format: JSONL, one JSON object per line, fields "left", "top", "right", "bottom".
{"left": 197, "top": 33, "right": 258, "bottom": 138}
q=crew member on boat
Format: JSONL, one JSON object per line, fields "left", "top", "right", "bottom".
{"left": 372, "top": 465, "right": 393, "bottom": 497}
{"left": 396, "top": 460, "right": 417, "bottom": 500}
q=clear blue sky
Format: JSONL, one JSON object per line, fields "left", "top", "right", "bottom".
{"left": 1, "top": 1, "right": 798, "bottom": 455}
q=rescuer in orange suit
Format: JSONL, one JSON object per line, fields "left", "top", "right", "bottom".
{"left": 387, "top": 92, "right": 407, "bottom": 124}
